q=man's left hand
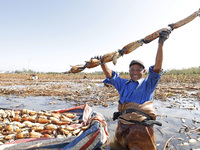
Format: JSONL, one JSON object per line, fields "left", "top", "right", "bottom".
{"left": 159, "top": 29, "right": 171, "bottom": 44}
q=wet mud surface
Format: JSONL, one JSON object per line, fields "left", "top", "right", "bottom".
{"left": 0, "top": 74, "right": 200, "bottom": 149}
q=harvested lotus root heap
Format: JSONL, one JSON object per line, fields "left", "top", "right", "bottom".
{"left": 0, "top": 109, "right": 90, "bottom": 144}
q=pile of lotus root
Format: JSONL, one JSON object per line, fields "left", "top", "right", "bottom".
{"left": 0, "top": 109, "right": 89, "bottom": 144}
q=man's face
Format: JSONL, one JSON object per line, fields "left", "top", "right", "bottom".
{"left": 129, "top": 64, "right": 146, "bottom": 81}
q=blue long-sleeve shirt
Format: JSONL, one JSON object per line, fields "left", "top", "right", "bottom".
{"left": 103, "top": 66, "right": 163, "bottom": 104}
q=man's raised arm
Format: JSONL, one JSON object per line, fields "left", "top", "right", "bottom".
{"left": 153, "top": 29, "right": 171, "bottom": 73}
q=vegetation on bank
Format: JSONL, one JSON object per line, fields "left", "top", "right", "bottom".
{"left": 163, "top": 66, "right": 200, "bottom": 75}
{"left": 3, "top": 66, "right": 200, "bottom": 75}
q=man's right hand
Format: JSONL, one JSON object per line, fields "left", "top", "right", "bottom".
{"left": 91, "top": 56, "right": 103, "bottom": 60}
{"left": 91, "top": 56, "right": 104, "bottom": 65}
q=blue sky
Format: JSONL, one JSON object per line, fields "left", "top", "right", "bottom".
{"left": 0, "top": 0, "right": 200, "bottom": 73}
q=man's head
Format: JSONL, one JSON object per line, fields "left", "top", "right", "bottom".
{"left": 129, "top": 60, "right": 146, "bottom": 81}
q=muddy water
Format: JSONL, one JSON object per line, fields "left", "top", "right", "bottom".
{"left": 1, "top": 95, "right": 200, "bottom": 150}
{"left": 0, "top": 81, "right": 200, "bottom": 150}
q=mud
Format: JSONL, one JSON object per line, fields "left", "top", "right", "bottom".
{"left": 0, "top": 74, "right": 200, "bottom": 149}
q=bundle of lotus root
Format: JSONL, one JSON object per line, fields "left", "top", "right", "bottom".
{"left": 65, "top": 9, "right": 200, "bottom": 74}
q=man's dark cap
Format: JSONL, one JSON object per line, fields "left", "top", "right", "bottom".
{"left": 129, "top": 60, "right": 145, "bottom": 69}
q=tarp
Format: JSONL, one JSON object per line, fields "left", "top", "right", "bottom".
{"left": 0, "top": 104, "right": 109, "bottom": 150}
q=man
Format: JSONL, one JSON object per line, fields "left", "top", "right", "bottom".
{"left": 100, "top": 30, "right": 171, "bottom": 150}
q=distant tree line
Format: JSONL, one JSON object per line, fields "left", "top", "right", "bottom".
{"left": 163, "top": 66, "right": 200, "bottom": 75}
{"left": 7, "top": 66, "right": 200, "bottom": 75}
{"left": 12, "top": 68, "right": 61, "bottom": 74}
{"left": 120, "top": 66, "right": 200, "bottom": 75}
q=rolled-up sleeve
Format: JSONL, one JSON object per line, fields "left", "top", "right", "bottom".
{"left": 146, "top": 65, "right": 163, "bottom": 94}
{"left": 103, "top": 71, "right": 128, "bottom": 92}
{"left": 149, "top": 65, "right": 163, "bottom": 80}
{"left": 103, "top": 71, "right": 118, "bottom": 85}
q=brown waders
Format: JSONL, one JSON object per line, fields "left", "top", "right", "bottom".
{"left": 109, "top": 101, "right": 161, "bottom": 150}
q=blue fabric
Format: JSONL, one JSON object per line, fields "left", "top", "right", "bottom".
{"left": 103, "top": 65, "right": 163, "bottom": 104}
